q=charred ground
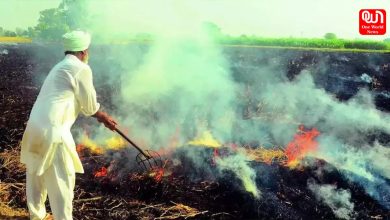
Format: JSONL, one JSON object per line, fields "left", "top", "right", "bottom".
{"left": 0, "top": 44, "right": 389, "bottom": 219}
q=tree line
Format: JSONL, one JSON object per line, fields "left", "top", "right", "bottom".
{"left": 1, "top": 0, "right": 390, "bottom": 50}
{"left": 0, "top": 0, "right": 86, "bottom": 40}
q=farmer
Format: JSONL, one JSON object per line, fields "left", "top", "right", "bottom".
{"left": 20, "top": 30, "right": 117, "bottom": 220}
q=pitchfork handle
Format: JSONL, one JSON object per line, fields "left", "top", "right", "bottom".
{"left": 114, "top": 128, "right": 151, "bottom": 159}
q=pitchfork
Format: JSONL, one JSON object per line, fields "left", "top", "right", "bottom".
{"left": 114, "top": 128, "right": 163, "bottom": 170}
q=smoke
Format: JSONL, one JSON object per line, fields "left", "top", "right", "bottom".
{"left": 242, "top": 63, "right": 390, "bottom": 206}
{"left": 118, "top": 34, "right": 236, "bottom": 146}
{"left": 366, "top": 143, "right": 390, "bottom": 180}
{"left": 75, "top": 0, "right": 238, "bottom": 145}
{"left": 314, "top": 136, "right": 390, "bottom": 208}
{"left": 216, "top": 153, "right": 260, "bottom": 198}
{"left": 60, "top": 0, "right": 390, "bottom": 203}
{"left": 68, "top": 0, "right": 261, "bottom": 196}
{"left": 252, "top": 71, "right": 390, "bottom": 144}
{"left": 308, "top": 180, "right": 355, "bottom": 220}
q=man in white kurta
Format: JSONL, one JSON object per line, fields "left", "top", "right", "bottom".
{"left": 21, "top": 31, "right": 116, "bottom": 220}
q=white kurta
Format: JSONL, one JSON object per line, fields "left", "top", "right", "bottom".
{"left": 21, "top": 54, "right": 100, "bottom": 176}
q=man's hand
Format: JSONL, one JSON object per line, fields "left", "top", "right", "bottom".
{"left": 93, "top": 111, "right": 117, "bottom": 130}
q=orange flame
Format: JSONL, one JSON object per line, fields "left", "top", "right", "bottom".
{"left": 149, "top": 160, "right": 170, "bottom": 182}
{"left": 285, "top": 125, "right": 320, "bottom": 167}
{"left": 94, "top": 167, "right": 107, "bottom": 177}
{"left": 76, "top": 144, "right": 85, "bottom": 155}
{"left": 150, "top": 168, "right": 165, "bottom": 182}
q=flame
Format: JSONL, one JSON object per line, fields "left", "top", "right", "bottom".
{"left": 285, "top": 125, "right": 320, "bottom": 167}
{"left": 79, "top": 135, "right": 104, "bottom": 154}
{"left": 149, "top": 168, "right": 165, "bottom": 182}
{"left": 187, "top": 130, "right": 222, "bottom": 148}
{"left": 245, "top": 147, "right": 286, "bottom": 165}
{"left": 94, "top": 167, "right": 107, "bottom": 177}
{"left": 76, "top": 144, "right": 85, "bottom": 155}
{"left": 77, "top": 133, "right": 127, "bottom": 155}
{"left": 105, "top": 136, "right": 127, "bottom": 150}
{"left": 148, "top": 160, "right": 169, "bottom": 182}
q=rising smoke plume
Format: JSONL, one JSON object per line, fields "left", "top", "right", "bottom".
{"left": 57, "top": 0, "right": 390, "bottom": 203}
{"left": 307, "top": 180, "right": 355, "bottom": 220}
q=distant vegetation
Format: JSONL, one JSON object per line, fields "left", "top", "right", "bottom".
{"left": 0, "top": 37, "right": 32, "bottom": 43}
{"left": 0, "top": 0, "right": 85, "bottom": 41}
{"left": 324, "top": 33, "right": 337, "bottom": 40}
{"left": 1, "top": 0, "right": 389, "bottom": 51}
{"left": 219, "top": 35, "right": 390, "bottom": 51}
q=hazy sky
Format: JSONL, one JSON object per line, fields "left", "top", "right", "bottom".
{"left": 0, "top": 0, "right": 60, "bottom": 30}
{"left": 0, "top": 0, "right": 389, "bottom": 39}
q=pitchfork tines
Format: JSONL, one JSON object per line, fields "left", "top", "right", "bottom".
{"left": 114, "top": 128, "right": 163, "bottom": 170}
{"left": 136, "top": 150, "right": 163, "bottom": 170}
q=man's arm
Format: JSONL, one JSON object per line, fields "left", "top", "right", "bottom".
{"left": 92, "top": 110, "right": 117, "bottom": 131}
{"left": 75, "top": 66, "right": 117, "bottom": 131}
{"left": 75, "top": 66, "right": 100, "bottom": 116}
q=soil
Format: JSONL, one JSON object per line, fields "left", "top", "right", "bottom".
{"left": 0, "top": 43, "right": 389, "bottom": 219}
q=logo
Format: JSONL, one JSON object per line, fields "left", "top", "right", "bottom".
{"left": 359, "top": 9, "right": 386, "bottom": 35}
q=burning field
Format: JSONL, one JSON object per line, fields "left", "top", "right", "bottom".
{"left": 1, "top": 42, "right": 390, "bottom": 220}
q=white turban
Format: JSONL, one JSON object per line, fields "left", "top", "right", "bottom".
{"left": 62, "top": 30, "right": 91, "bottom": 52}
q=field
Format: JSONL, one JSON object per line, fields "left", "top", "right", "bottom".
{"left": 220, "top": 36, "right": 390, "bottom": 51}
{"left": 1, "top": 36, "right": 389, "bottom": 52}
{"left": 0, "top": 43, "right": 389, "bottom": 219}
{"left": 0, "top": 37, "right": 32, "bottom": 43}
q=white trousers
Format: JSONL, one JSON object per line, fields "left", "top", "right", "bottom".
{"left": 26, "top": 144, "right": 75, "bottom": 220}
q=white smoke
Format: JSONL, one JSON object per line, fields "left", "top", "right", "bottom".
{"left": 66, "top": 0, "right": 390, "bottom": 204}
{"left": 216, "top": 152, "right": 260, "bottom": 198}
{"left": 308, "top": 180, "right": 355, "bottom": 220}
{"left": 70, "top": 0, "right": 262, "bottom": 196}
{"left": 119, "top": 34, "right": 236, "bottom": 147}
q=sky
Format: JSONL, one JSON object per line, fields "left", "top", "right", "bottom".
{"left": 0, "top": 0, "right": 389, "bottom": 39}
{"left": 0, "top": 0, "right": 60, "bottom": 30}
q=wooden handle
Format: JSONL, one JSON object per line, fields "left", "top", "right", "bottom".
{"left": 114, "top": 128, "right": 150, "bottom": 158}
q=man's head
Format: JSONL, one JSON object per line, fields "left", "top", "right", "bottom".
{"left": 64, "top": 50, "right": 89, "bottom": 64}
{"left": 62, "top": 30, "right": 91, "bottom": 63}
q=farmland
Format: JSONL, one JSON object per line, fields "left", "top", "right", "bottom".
{"left": 0, "top": 43, "right": 389, "bottom": 219}
{"left": 1, "top": 36, "right": 389, "bottom": 52}
{"left": 219, "top": 36, "right": 390, "bottom": 51}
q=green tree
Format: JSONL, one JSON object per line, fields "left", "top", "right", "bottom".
{"left": 34, "top": 8, "right": 69, "bottom": 40}
{"left": 26, "top": 27, "right": 36, "bottom": 38}
{"left": 15, "top": 28, "right": 25, "bottom": 37}
{"left": 32, "top": 0, "right": 91, "bottom": 40}
{"left": 4, "top": 30, "right": 16, "bottom": 37}
{"left": 60, "top": 0, "right": 89, "bottom": 30}
{"left": 324, "top": 33, "right": 337, "bottom": 40}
